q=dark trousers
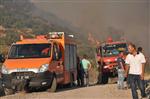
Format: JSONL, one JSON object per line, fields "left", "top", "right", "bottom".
{"left": 129, "top": 74, "right": 146, "bottom": 99}
{"left": 77, "top": 70, "right": 84, "bottom": 86}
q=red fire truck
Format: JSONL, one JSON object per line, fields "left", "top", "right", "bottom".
{"left": 96, "top": 38, "right": 128, "bottom": 84}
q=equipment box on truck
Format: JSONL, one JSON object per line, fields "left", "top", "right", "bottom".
{"left": 0, "top": 32, "right": 77, "bottom": 95}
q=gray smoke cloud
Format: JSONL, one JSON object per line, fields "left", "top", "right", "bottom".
{"left": 148, "top": 0, "right": 150, "bottom": 57}
{"left": 32, "top": 0, "right": 149, "bottom": 56}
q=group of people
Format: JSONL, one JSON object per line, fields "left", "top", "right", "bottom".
{"left": 117, "top": 43, "right": 147, "bottom": 99}
{"left": 76, "top": 43, "right": 147, "bottom": 99}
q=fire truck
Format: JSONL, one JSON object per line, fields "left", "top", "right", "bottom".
{"left": 0, "top": 32, "right": 77, "bottom": 95}
{"left": 96, "top": 38, "right": 128, "bottom": 84}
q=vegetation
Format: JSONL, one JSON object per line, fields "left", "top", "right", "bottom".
{"left": 0, "top": 0, "right": 74, "bottom": 54}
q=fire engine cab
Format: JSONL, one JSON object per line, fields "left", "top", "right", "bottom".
{"left": 0, "top": 32, "right": 77, "bottom": 94}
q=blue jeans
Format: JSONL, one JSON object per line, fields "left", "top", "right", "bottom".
{"left": 117, "top": 69, "right": 124, "bottom": 89}
{"left": 129, "top": 74, "right": 146, "bottom": 99}
{"left": 84, "top": 69, "right": 89, "bottom": 86}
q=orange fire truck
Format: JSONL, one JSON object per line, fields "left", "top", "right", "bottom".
{"left": 0, "top": 32, "right": 77, "bottom": 94}
{"left": 96, "top": 38, "right": 128, "bottom": 84}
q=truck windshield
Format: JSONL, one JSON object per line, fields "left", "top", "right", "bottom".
{"left": 102, "top": 43, "right": 127, "bottom": 57}
{"left": 8, "top": 44, "right": 51, "bottom": 59}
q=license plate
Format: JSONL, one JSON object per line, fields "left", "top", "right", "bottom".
{"left": 16, "top": 76, "right": 29, "bottom": 79}
{"left": 16, "top": 68, "right": 28, "bottom": 72}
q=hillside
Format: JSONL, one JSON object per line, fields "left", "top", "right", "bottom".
{"left": 0, "top": 0, "right": 76, "bottom": 53}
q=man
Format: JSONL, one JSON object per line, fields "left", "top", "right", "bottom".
{"left": 137, "top": 47, "right": 148, "bottom": 89}
{"left": 125, "top": 43, "right": 146, "bottom": 99}
{"left": 80, "top": 54, "right": 91, "bottom": 87}
{"left": 137, "top": 47, "right": 143, "bottom": 54}
{"left": 77, "top": 56, "right": 84, "bottom": 87}
{"left": 117, "top": 52, "right": 125, "bottom": 89}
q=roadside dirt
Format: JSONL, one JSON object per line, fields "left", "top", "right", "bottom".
{"left": 0, "top": 68, "right": 150, "bottom": 99}
{"left": 1, "top": 84, "right": 132, "bottom": 99}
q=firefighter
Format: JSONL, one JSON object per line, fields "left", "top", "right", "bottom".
{"left": 80, "top": 54, "right": 91, "bottom": 87}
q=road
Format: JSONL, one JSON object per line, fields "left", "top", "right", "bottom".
{"left": 1, "top": 70, "right": 150, "bottom": 99}
{"left": 1, "top": 84, "right": 132, "bottom": 99}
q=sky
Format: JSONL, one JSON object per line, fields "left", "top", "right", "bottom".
{"left": 31, "top": 0, "right": 150, "bottom": 56}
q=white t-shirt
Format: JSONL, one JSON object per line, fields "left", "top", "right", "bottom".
{"left": 125, "top": 53, "right": 146, "bottom": 75}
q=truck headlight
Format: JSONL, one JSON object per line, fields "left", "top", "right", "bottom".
{"left": 39, "top": 64, "right": 49, "bottom": 72}
{"left": 1, "top": 65, "right": 9, "bottom": 74}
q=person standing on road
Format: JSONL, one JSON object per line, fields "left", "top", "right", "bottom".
{"left": 117, "top": 52, "right": 125, "bottom": 89}
{"left": 80, "top": 54, "right": 92, "bottom": 87}
{"left": 137, "top": 47, "right": 148, "bottom": 89}
{"left": 125, "top": 43, "right": 147, "bottom": 99}
{"left": 137, "top": 47, "right": 143, "bottom": 54}
{"left": 77, "top": 56, "right": 84, "bottom": 87}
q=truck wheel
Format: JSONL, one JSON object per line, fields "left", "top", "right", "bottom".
{"left": 97, "top": 73, "right": 102, "bottom": 84}
{"left": 48, "top": 76, "right": 57, "bottom": 92}
{"left": 4, "top": 88, "right": 14, "bottom": 95}
{"left": 69, "top": 74, "right": 74, "bottom": 87}
{"left": 101, "top": 73, "right": 109, "bottom": 84}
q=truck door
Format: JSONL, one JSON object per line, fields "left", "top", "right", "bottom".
{"left": 51, "top": 43, "right": 64, "bottom": 82}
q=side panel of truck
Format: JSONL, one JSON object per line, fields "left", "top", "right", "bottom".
{"left": 63, "top": 44, "right": 77, "bottom": 84}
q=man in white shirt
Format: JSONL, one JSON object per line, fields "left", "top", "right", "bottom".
{"left": 125, "top": 43, "right": 146, "bottom": 99}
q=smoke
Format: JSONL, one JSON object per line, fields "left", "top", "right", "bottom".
{"left": 148, "top": 0, "right": 150, "bottom": 57}
{"left": 107, "top": 27, "right": 125, "bottom": 41}
{"left": 32, "top": 0, "right": 149, "bottom": 55}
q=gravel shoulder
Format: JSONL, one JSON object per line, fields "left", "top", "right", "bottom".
{"left": 1, "top": 84, "right": 132, "bottom": 99}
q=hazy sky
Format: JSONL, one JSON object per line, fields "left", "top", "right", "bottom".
{"left": 32, "top": 0, "right": 149, "bottom": 55}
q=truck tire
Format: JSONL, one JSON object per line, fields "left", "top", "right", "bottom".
{"left": 0, "top": 88, "right": 5, "bottom": 96}
{"left": 97, "top": 73, "right": 102, "bottom": 84}
{"left": 0, "top": 79, "right": 5, "bottom": 96}
{"left": 69, "top": 74, "right": 74, "bottom": 87}
{"left": 4, "top": 88, "right": 14, "bottom": 95}
{"left": 101, "top": 73, "right": 109, "bottom": 84}
{"left": 48, "top": 76, "right": 57, "bottom": 92}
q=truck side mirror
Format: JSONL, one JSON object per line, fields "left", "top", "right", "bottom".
{"left": 0, "top": 54, "right": 5, "bottom": 63}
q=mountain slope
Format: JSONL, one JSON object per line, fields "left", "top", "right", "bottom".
{"left": 0, "top": 0, "right": 75, "bottom": 53}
